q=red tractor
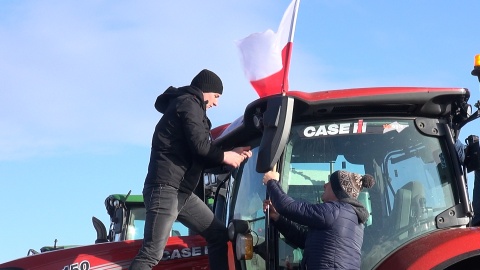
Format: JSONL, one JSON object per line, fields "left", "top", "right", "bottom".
{"left": 1, "top": 56, "right": 480, "bottom": 269}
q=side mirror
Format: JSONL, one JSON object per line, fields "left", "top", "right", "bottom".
{"left": 113, "top": 207, "right": 126, "bottom": 234}
{"left": 228, "top": 219, "right": 251, "bottom": 241}
{"left": 256, "top": 96, "right": 294, "bottom": 173}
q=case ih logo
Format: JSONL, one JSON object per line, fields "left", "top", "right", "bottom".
{"left": 303, "top": 120, "right": 367, "bottom": 137}
{"left": 161, "top": 246, "right": 208, "bottom": 260}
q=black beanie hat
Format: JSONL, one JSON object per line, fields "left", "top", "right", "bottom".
{"left": 190, "top": 69, "right": 223, "bottom": 94}
{"left": 330, "top": 170, "right": 375, "bottom": 199}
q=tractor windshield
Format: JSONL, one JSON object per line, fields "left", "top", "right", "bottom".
{"left": 279, "top": 118, "right": 456, "bottom": 269}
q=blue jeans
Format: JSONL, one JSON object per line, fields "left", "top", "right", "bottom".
{"left": 129, "top": 184, "right": 229, "bottom": 270}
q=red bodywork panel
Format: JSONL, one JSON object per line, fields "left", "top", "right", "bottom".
{"left": 210, "top": 123, "right": 230, "bottom": 141}
{"left": 210, "top": 86, "right": 467, "bottom": 141}
{"left": 0, "top": 235, "right": 234, "bottom": 270}
{"left": 376, "top": 227, "right": 480, "bottom": 270}
{"left": 285, "top": 86, "right": 466, "bottom": 101}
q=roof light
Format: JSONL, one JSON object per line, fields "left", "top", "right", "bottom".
{"left": 472, "top": 54, "right": 480, "bottom": 79}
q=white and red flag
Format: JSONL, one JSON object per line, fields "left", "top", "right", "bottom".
{"left": 236, "top": 0, "right": 300, "bottom": 98}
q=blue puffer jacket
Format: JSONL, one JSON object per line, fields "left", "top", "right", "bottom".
{"left": 267, "top": 181, "right": 369, "bottom": 270}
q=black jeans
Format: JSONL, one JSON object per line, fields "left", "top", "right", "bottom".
{"left": 129, "top": 184, "right": 229, "bottom": 270}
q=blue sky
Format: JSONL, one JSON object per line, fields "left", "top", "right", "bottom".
{"left": 1, "top": 0, "right": 480, "bottom": 263}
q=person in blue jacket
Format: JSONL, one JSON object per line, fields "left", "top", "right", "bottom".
{"left": 263, "top": 170, "right": 375, "bottom": 270}
{"left": 474, "top": 168, "right": 480, "bottom": 226}
{"left": 455, "top": 138, "right": 480, "bottom": 226}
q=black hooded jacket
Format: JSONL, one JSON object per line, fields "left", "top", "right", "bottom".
{"left": 145, "top": 85, "right": 224, "bottom": 193}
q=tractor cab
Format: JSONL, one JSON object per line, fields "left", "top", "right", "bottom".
{"left": 205, "top": 85, "right": 480, "bottom": 269}
{"left": 93, "top": 192, "right": 189, "bottom": 243}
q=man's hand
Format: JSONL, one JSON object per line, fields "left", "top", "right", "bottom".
{"left": 223, "top": 146, "right": 252, "bottom": 168}
{"left": 223, "top": 151, "right": 244, "bottom": 168}
{"left": 263, "top": 200, "right": 280, "bottom": 221}
{"left": 232, "top": 146, "right": 252, "bottom": 159}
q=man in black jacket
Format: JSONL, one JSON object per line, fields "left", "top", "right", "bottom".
{"left": 130, "top": 69, "right": 252, "bottom": 270}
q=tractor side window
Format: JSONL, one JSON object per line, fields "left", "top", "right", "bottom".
{"left": 361, "top": 134, "right": 455, "bottom": 268}
{"left": 231, "top": 148, "right": 267, "bottom": 270}
{"left": 127, "top": 207, "right": 188, "bottom": 240}
{"left": 127, "top": 207, "right": 145, "bottom": 240}
{"left": 232, "top": 149, "right": 265, "bottom": 220}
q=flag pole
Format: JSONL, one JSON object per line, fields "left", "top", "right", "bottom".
{"left": 281, "top": 0, "right": 300, "bottom": 95}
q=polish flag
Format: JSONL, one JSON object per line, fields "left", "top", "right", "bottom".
{"left": 236, "top": 0, "right": 300, "bottom": 98}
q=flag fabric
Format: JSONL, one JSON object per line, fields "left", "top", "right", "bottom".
{"left": 236, "top": 0, "right": 300, "bottom": 98}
